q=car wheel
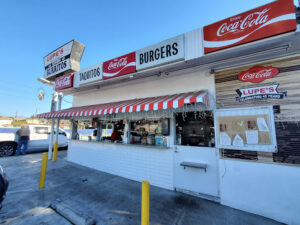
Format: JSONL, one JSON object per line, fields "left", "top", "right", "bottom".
{"left": 0, "top": 142, "right": 16, "bottom": 157}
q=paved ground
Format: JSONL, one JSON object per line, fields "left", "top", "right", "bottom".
{"left": 0, "top": 151, "right": 282, "bottom": 225}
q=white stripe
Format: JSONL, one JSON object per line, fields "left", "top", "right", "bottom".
{"left": 173, "top": 94, "right": 185, "bottom": 108}
{"left": 184, "top": 93, "right": 194, "bottom": 104}
{"left": 103, "top": 62, "right": 136, "bottom": 77}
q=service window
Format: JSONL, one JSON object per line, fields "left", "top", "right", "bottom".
{"left": 215, "top": 106, "right": 277, "bottom": 152}
{"left": 130, "top": 119, "right": 169, "bottom": 146}
{"left": 176, "top": 111, "right": 215, "bottom": 147}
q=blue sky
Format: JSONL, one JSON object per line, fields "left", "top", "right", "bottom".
{"left": 0, "top": 0, "right": 298, "bottom": 117}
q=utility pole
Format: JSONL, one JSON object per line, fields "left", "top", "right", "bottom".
{"left": 54, "top": 93, "right": 63, "bottom": 155}
{"left": 48, "top": 92, "right": 58, "bottom": 160}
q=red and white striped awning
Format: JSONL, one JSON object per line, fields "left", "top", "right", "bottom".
{"left": 37, "top": 90, "right": 209, "bottom": 119}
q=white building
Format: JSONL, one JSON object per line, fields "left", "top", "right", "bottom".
{"left": 38, "top": 1, "right": 300, "bottom": 224}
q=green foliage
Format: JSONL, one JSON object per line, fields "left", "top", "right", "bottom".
{"left": 11, "top": 120, "right": 27, "bottom": 127}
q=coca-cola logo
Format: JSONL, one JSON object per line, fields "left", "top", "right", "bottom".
{"left": 103, "top": 52, "right": 136, "bottom": 80}
{"left": 108, "top": 57, "right": 128, "bottom": 70}
{"left": 238, "top": 66, "right": 279, "bottom": 83}
{"left": 217, "top": 8, "right": 270, "bottom": 36}
{"left": 55, "top": 73, "right": 73, "bottom": 90}
{"left": 203, "top": 0, "right": 297, "bottom": 54}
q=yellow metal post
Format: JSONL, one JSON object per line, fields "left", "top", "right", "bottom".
{"left": 52, "top": 141, "right": 58, "bottom": 162}
{"left": 141, "top": 180, "right": 150, "bottom": 225}
{"left": 39, "top": 153, "right": 48, "bottom": 189}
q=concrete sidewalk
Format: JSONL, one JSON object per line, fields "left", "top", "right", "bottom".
{"left": 0, "top": 151, "right": 281, "bottom": 225}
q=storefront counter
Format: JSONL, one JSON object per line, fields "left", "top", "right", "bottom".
{"left": 70, "top": 139, "right": 170, "bottom": 150}
{"left": 67, "top": 140, "right": 174, "bottom": 190}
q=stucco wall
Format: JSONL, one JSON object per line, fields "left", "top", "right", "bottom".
{"left": 68, "top": 141, "right": 174, "bottom": 190}
{"left": 73, "top": 70, "right": 215, "bottom": 108}
{"left": 219, "top": 159, "right": 300, "bottom": 225}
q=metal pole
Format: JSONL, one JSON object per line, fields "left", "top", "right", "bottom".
{"left": 141, "top": 181, "right": 150, "bottom": 225}
{"left": 53, "top": 93, "right": 62, "bottom": 162}
{"left": 96, "top": 120, "right": 101, "bottom": 142}
{"left": 48, "top": 92, "right": 58, "bottom": 160}
{"left": 39, "top": 153, "right": 48, "bottom": 189}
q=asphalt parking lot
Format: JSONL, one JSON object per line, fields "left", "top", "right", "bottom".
{"left": 0, "top": 151, "right": 281, "bottom": 225}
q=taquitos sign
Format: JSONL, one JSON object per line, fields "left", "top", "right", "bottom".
{"left": 238, "top": 66, "right": 279, "bottom": 83}
{"left": 203, "top": 0, "right": 297, "bottom": 53}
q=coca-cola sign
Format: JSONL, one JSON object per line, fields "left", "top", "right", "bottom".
{"left": 203, "top": 0, "right": 296, "bottom": 54}
{"left": 238, "top": 66, "right": 279, "bottom": 83}
{"left": 55, "top": 73, "right": 74, "bottom": 91}
{"left": 103, "top": 52, "right": 136, "bottom": 80}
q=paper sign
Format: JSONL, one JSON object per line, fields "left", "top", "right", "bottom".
{"left": 220, "top": 132, "right": 231, "bottom": 146}
{"left": 233, "top": 134, "right": 244, "bottom": 147}
{"left": 245, "top": 130, "right": 258, "bottom": 144}
{"left": 257, "top": 117, "right": 269, "bottom": 132}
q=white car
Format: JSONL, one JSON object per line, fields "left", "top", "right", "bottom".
{"left": 0, "top": 125, "right": 68, "bottom": 156}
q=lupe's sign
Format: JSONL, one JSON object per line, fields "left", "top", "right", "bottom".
{"left": 44, "top": 41, "right": 73, "bottom": 79}
{"left": 103, "top": 52, "right": 136, "bottom": 80}
{"left": 236, "top": 84, "right": 287, "bottom": 102}
{"left": 238, "top": 66, "right": 279, "bottom": 83}
{"left": 55, "top": 73, "right": 74, "bottom": 91}
{"left": 136, "top": 35, "right": 184, "bottom": 70}
{"left": 74, "top": 63, "right": 102, "bottom": 87}
{"left": 203, "top": 0, "right": 297, "bottom": 54}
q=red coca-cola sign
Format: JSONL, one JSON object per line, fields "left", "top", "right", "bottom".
{"left": 238, "top": 66, "right": 279, "bottom": 83}
{"left": 203, "top": 0, "right": 297, "bottom": 54}
{"left": 55, "top": 73, "right": 74, "bottom": 91}
{"left": 103, "top": 52, "right": 136, "bottom": 80}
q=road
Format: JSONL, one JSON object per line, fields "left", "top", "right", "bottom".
{"left": 0, "top": 151, "right": 282, "bottom": 225}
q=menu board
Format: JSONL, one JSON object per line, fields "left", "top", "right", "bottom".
{"left": 215, "top": 106, "right": 277, "bottom": 152}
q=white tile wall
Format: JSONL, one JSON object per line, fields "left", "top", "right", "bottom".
{"left": 68, "top": 141, "right": 174, "bottom": 190}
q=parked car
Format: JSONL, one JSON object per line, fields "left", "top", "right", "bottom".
{"left": 0, "top": 165, "right": 8, "bottom": 209}
{"left": 0, "top": 125, "right": 68, "bottom": 156}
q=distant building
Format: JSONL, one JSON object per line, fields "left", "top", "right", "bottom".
{"left": 0, "top": 117, "right": 13, "bottom": 127}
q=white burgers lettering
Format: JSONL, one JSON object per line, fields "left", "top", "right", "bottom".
{"left": 217, "top": 8, "right": 270, "bottom": 36}
{"left": 139, "top": 42, "right": 179, "bottom": 65}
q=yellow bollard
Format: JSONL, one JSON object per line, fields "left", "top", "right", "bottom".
{"left": 141, "top": 180, "right": 150, "bottom": 225}
{"left": 39, "top": 153, "right": 48, "bottom": 189}
{"left": 52, "top": 141, "right": 58, "bottom": 162}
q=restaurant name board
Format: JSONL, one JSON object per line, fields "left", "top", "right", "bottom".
{"left": 203, "top": 0, "right": 297, "bottom": 54}
{"left": 238, "top": 66, "right": 279, "bottom": 83}
{"left": 44, "top": 41, "right": 73, "bottom": 79}
{"left": 136, "top": 35, "right": 184, "bottom": 70}
{"left": 74, "top": 63, "right": 102, "bottom": 87}
{"left": 55, "top": 73, "right": 74, "bottom": 91}
{"left": 103, "top": 52, "right": 136, "bottom": 80}
{"left": 236, "top": 84, "right": 287, "bottom": 102}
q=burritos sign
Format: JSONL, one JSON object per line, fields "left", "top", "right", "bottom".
{"left": 238, "top": 66, "right": 279, "bottom": 83}
{"left": 203, "top": 0, "right": 297, "bottom": 54}
{"left": 236, "top": 84, "right": 287, "bottom": 102}
{"left": 103, "top": 52, "right": 136, "bottom": 80}
{"left": 44, "top": 40, "right": 85, "bottom": 80}
{"left": 55, "top": 73, "right": 74, "bottom": 91}
{"left": 74, "top": 63, "right": 102, "bottom": 87}
{"left": 136, "top": 35, "right": 184, "bottom": 70}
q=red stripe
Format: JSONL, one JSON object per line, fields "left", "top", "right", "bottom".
{"left": 178, "top": 92, "right": 193, "bottom": 107}
{"left": 167, "top": 93, "right": 184, "bottom": 108}
{"left": 190, "top": 91, "right": 203, "bottom": 103}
